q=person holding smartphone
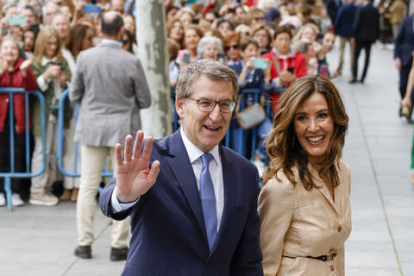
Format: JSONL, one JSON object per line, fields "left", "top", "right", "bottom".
{"left": 177, "top": 25, "right": 203, "bottom": 67}
{"left": 262, "top": 25, "right": 307, "bottom": 112}
{"left": 30, "top": 26, "right": 71, "bottom": 206}
{"left": 233, "top": 38, "right": 273, "bottom": 176}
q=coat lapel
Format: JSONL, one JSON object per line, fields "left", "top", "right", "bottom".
{"left": 308, "top": 164, "right": 340, "bottom": 215}
{"left": 165, "top": 131, "right": 208, "bottom": 241}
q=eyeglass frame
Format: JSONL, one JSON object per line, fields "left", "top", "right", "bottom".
{"left": 186, "top": 97, "right": 237, "bottom": 113}
{"left": 224, "top": 44, "right": 239, "bottom": 51}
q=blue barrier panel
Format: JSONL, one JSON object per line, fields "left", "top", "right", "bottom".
{"left": 0, "top": 88, "right": 47, "bottom": 210}
{"left": 57, "top": 89, "right": 113, "bottom": 179}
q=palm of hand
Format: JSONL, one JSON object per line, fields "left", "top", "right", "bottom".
{"left": 115, "top": 132, "right": 160, "bottom": 202}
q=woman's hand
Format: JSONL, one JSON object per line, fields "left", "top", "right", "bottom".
{"left": 0, "top": 56, "right": 7, "bottom": 74}
{"left": 19, "top": 58, "right": 32, "bottom": 77}
{"left": 44, "top": 65, "right": 61, "bottom": 81}
{"left": 55, "top": 69, "right": 68, "bottom": 88}
{"left": 115, "top": 130, "right": 160, "bottom": 203}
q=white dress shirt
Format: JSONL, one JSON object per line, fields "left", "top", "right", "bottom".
{"left": 111, "top": 128, "right": 225, "bottom": 231}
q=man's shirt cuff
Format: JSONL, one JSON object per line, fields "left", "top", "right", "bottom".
{"left": 110, "top": 186, "right": 139, "bottom": 213}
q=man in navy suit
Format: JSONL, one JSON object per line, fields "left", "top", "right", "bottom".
{"left": 395, "top": 12, "right": 414, "bottom": 121}
{"left": 350, "top": 0, "right": 380, "bottom": 84}
{"left": 100, "top": 60, "right": 263, "bottom": 275}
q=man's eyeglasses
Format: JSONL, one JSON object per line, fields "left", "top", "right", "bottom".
{"left": 186, "top": 97, "right": 236, "bottom": 113}
{"left": 224, "top": 44, "right": 239, "bottom": 51}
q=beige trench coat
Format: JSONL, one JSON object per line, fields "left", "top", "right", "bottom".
{"left": 258, "top": 160, "right": 351, "bottom": 276}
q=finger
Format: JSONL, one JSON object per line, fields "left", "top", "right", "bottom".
{"left": 133, "top": 130, "right": 144, "bottom": 159}
{"left": 148, "top": 160, "right": 160, "bottom": 184}
{"left": 115, "top": 143, "right": 123, "bottom": 168}
{"left": 141, "top": 136, "right": 153, "bottom": 163}
{"left": 124, "top": 135, "right": 133, "bottom": 162}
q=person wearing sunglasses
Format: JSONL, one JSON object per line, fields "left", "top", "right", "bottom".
{"left": 247, "top": 8, "right": 265, "bottom": 28}
{"left": 223, "top": 32, "right": 242, "bottom": 75}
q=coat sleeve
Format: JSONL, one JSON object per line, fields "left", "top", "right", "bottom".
{"left": 230, "top": 170, "right": 263, "bottom": 276}
{"left": 133, "top": 58, "right": 151, "bottom": 109}
{"left": 99, "top": 177, "right": 133, "bottom": 221}
{"left": 69, "top": 52, "right": 85, "bottom": 104}
{"left": 22, "top": 67, "right": 38, "bottom": 91}
{"left": 258, "top": 175, "right": 294, "bottom": 276}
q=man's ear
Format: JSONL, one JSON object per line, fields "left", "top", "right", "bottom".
{"left": 175, "top": 97, "right": 185, "bottom": 118}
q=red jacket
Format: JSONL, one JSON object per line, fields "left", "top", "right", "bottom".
{"left": 262, "top": 48, "right": 307, "bottom": 87}
{"left": 0, "top": 58, "right": 38, "bottom": 134}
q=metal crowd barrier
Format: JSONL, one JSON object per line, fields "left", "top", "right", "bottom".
{"left": 57, "top": 89, "right": 113, "bottom": 180}
{"left": 0, "top": 88, "right": 46, "bottom": 211}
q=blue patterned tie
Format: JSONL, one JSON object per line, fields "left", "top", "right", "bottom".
{"left": 200, "top": 153, "right": 217, "bottom": 251}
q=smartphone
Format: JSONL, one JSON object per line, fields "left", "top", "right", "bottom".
{"left": 259, "top": 49, "right": 270, "bottom": 56}
{"left": 183, "top": 53, "right": 190, "bottom": 64}
{"left": 217, "top": 53, "right": 225, "bottom": 64}
{"left": 287, "top": 67, "right": 294, "bottom": 73}
{"left": 253, "top": 58, "right": 269, "bottom": 70}
{"left": 7, "top": 15, "right": 26, "bottom": 26}
{"left": 83, "top": 4, "right": 101, "bottom": 14}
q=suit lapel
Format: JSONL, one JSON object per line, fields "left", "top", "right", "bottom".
{"left": 166, "top": 131, "right": 208, "bottom": 240}
{"left": 211, "top": 146, "right": 234, "bottom": 253}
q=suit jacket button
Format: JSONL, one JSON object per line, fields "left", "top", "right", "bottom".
{"left": 331, "top": 265, "right": 335, "bottom": 271}
{"left": 338, "top": 226, "right": 342, "bottom": 232}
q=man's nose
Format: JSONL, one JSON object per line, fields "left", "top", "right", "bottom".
{"left": 209, "top": 103, "right": 222, "bottom": 121}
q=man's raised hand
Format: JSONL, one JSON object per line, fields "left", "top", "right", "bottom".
{"left": 115, "top": 130, "right": 160, "bottom": 202}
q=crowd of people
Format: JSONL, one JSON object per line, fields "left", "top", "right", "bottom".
{"left": 0, "top": 0, "right": 410, "bottom": 201}
{"left": 0, "top": 0, "right": 412, "bottom": 274}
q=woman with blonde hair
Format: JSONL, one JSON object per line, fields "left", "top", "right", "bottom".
{"left": 30, "top": 26, "right": 71, "bottom": 206}
{"left": 258, "top": 76, "right": 351, "bottom": 276}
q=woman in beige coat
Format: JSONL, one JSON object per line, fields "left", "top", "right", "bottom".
{"left": 258, "top": 76, "right": 351, "bottom": 276}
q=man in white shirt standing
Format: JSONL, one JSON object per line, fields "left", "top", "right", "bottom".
{"left": 100, "top": 60, "right": 263, "bottom": 275}
{"left": 69, "top": 11, "right": 151, "bottom": 261}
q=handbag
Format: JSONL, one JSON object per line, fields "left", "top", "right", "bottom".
{"left": 235, "top": 97, "right": 266, "bottom": 130}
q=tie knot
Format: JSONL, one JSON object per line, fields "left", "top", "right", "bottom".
{"left": 201, "top": 153, "right": 213, "bottom": 169}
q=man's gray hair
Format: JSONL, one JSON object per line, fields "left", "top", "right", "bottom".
{"left": 176, "top": 60, "right": 239, "bottom": 100}
{"left": 42, "top": 2, "right": 59, "bottom": 16}
{"left": 196, "top": 36, "right": 223, "bottom": 58}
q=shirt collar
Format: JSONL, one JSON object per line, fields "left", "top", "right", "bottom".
{"left": 180, "top": 127, "right": 220, "bottom": 165}
{"left": 41, "top": 56, "right": 57, "bottom": 66}
{"left": 101, "top": 39, "right": 122, "bottom": 47}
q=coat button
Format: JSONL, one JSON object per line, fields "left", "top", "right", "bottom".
{"left": 338, "top": 226, "right": 342, "bottom": 232}
{"left": 5, "top": 98, "right": 9, "bottom": 102}
{"left": 331, "top": 265, "right": 335, "bottom": 271}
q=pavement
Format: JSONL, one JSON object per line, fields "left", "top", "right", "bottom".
{"left": 1, "top": 42, "right": 414, "bottom": 276}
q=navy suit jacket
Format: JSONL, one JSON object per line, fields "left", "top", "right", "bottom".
{"left": 394, "top": 16, "right": 414, "bottom": 66}
{"left": 334, "top": 3, "right": 357, "bottom": 38}
{"left": 100, "top": 130, "right": 263, "bottom": 276}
